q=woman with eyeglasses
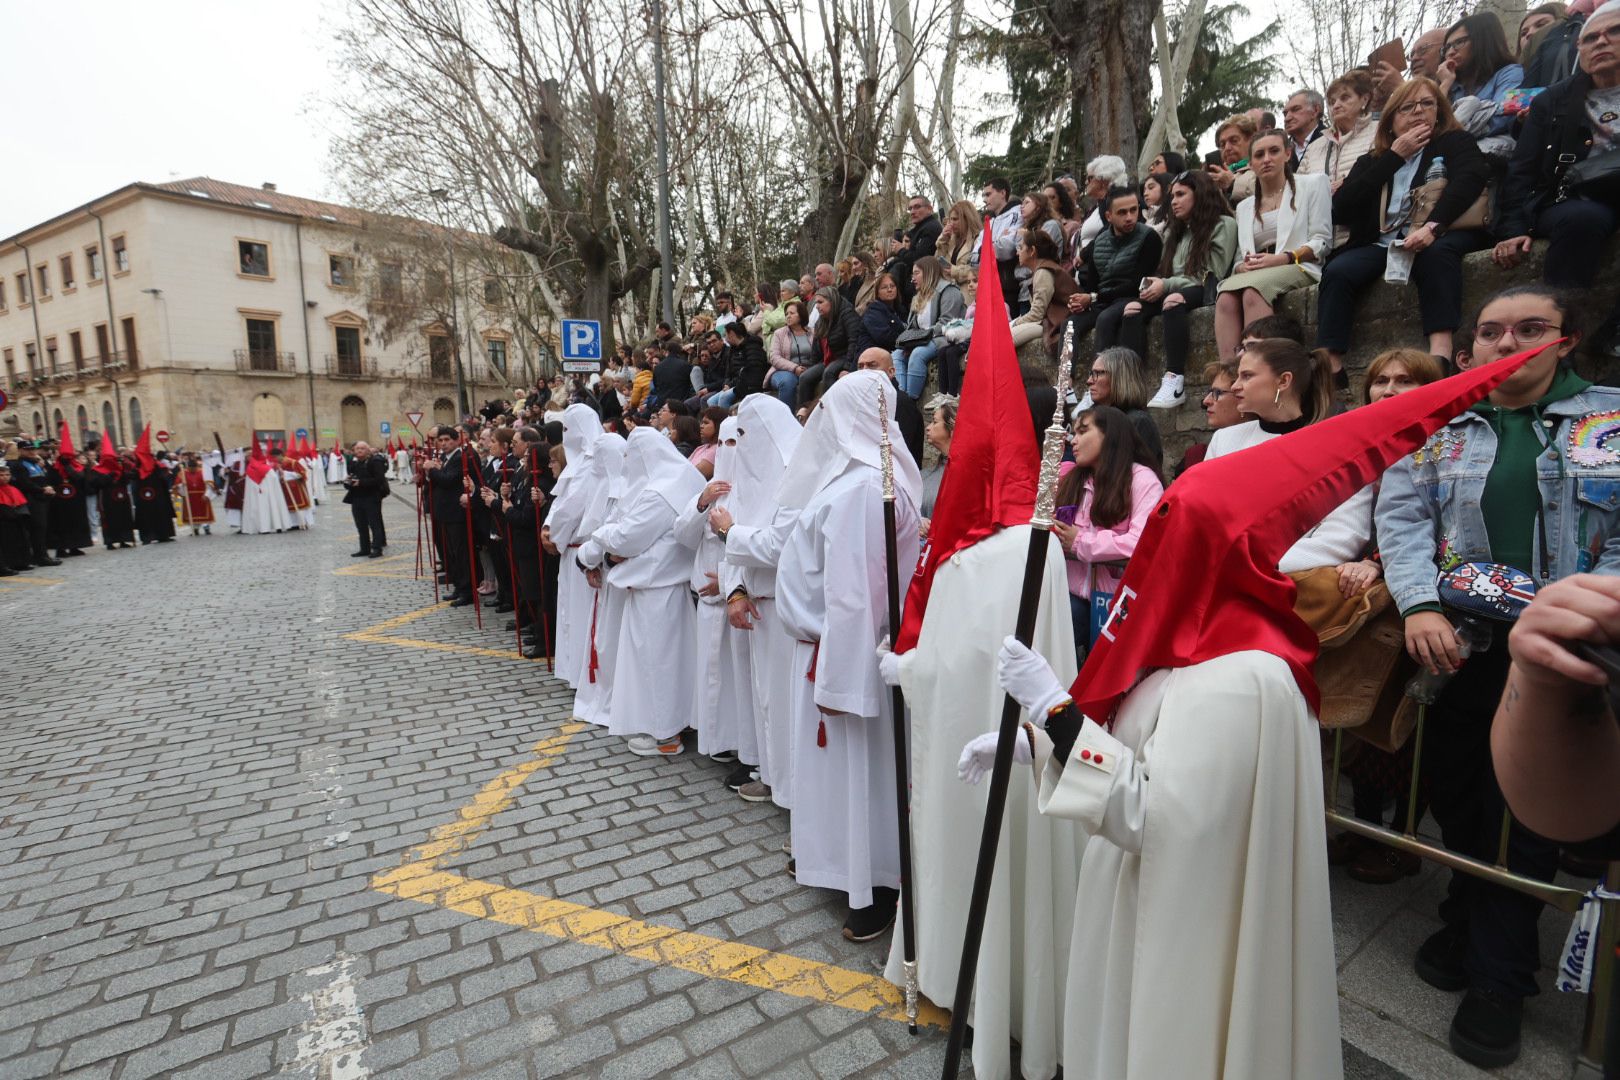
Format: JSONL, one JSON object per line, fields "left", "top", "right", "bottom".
{"left": 1174, "top": 360, "right": 1243, "bottom": 476}
{"left": 1437, "top": 12, "right": 1525, "bottom": 138}
{"left": 1372, "top": 282, "right": 1620, "bottom": 1068}
{"left": 1315, "top": 78, "right": 1491, "bottom": 379}
{"left": 1299, "top": 70, "right": 1380, "bottom": 247}
{"left": 1119, "top": 169, "right": 1237, "bottom": 409}
{"left": 1495, "top": 1, "right": 1620, "bottom": 336}
{"left": 1211, "top": 130, "right": 1333, "bottom": 364}
{"left": 1083, "top": 346, "right": 1163, "bottom": 474}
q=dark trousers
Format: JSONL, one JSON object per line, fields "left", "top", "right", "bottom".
{"left": 796, "top": 359, "right": 851, "bottom": 407}
{"left": 1425, "top": 638, "right": 1561, "bottom": 1000}
{"left": 1119, "top": 285, "right": 1209, "bottom": 376}
{"left": 1534, "top": 197, "right": 1620, "bottom": 289}
{"left": 350, "top": 498, "right": 385, "bottom": 553}
{"left": 1315, "top": 231, "right": 1487, "bottom": 352}
{"left": 438, "top": 512, "right": 471, "bottom": 594}
{"left": 1069, "top": 299, "right": 1133, "bottom": 354}
{"left": 489, "top": 534, "right": 514, "bottom": 606}
{"left": 23, "top": 498, "right": 50, "bottom": 562}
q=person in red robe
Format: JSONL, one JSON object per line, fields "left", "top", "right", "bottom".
{"left": 272, "top": 448, "right": 313, "bottom": 529}
{"left": 177, "top": 453, "right": 216, "bottom": 535}
{"left": 0, "top": 461, "right": 35, "bottom": 574}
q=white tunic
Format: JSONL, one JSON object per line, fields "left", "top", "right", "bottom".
{"left": 777, "top": 465, "right": 920, "bottom": 907}
{"left": 240, "top": 472, "right": 292, "bottom": 534}
{"left": 674, "top": 490, "right": 756, "bottom": 761}
{"left": 722, "top": 509, "right": 798, "bottom": 800}
{"left": 882, "top": 525, "right": 1083, "bottom": 1080}
{"left": 1035, "top": 651, "right": 1342, "bottom": 1080}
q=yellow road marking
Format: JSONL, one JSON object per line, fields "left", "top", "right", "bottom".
{"left": 341, "top": 601, "right": 550, "bottom": 664}
{"left": 0, "top": 575, "right": 66, "bottom": 586}
{"left": 334, "top": 551, "right": 420, "bottom": 578}
{"left": 370, "top": 721, "right": 946, "bottom": 1029}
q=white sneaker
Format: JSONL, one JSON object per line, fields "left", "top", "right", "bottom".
{"left": 627, "top": 734, "right": 684, "bottom": 757}
{"left": 1074, "top": 390, "right": 1094, "bottom": 412}
{"left": 1147, "top": 372, "right": 1185, "bottom": 409}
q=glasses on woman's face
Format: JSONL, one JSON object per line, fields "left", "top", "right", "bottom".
{"left": 1086, "top": 368, "right": 1107, "bottom": 382}
{"left": 1443, "top": 35, "right": 1469, "bottom": 53}
{"left": 1474, "top": 318, "right": 1562, "bottom": 344}
{"left": 1203, "top": 387, "right": 1232, "bottom": 401}
{"left": 1396, "top": 97, "right": 1440, "bottom": 116}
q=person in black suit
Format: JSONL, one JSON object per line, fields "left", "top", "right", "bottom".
{"left": 427, "top": 426, "right": 482, "bottom": 606}
{"left": 343, "top": 441, "right": 390, "bottom": 558}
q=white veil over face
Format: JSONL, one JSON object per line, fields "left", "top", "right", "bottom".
{"left": 730, "top": 395, "right": 800, "bottom": 528}
{"left": 712, "top": 417, "right": 741, "bottom": 507}
{"left": 551, "top": 403, "right": 607, "bottom": 504}
{"left": 775, "top": 369, "right": 921, "bottom": 510}
{"left": 621, "top": 426, "right": 704, "bottom": 513}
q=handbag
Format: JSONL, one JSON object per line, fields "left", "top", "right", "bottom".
{"left": 895, "top": 325, "right": 932, "bottom": 350}
{"left": 1409, "top": 176, "right": 1491, "bottom": 232}
{"left": 1558, "top": 148, "right": 1620, "bottom": 205}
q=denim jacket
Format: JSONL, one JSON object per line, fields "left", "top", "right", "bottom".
{"left": 1374, "top": 385, "right": 1620, "bottom": 614}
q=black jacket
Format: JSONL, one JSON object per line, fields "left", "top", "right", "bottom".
{"left": 649, "top": 354, "right": 693, "bottom": 409}
{"left": 1497, "top": 71, "right": 1601, "bottom": 239}
{"left": 427, "top": 446, "right": 479, "bottom": 520}
{"left": 862, "top": 300, "right": 908, "bottom": 350}
{"left": 723, "top": 334, "right": 770, "bottom": 399}
{"left": 1076, "top": 225, "right": 1163, "bottom": 305}
{"left": 343, "top": 453, "right": 389, "bottom": 503}
{"left": 819, "top": 302, "right": 871, "bottom": 368}
{"left": 1332, "top": 129, "right": 1489, "bottom": 250}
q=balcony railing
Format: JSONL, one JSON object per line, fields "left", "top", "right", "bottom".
{"left": 233, "top": 349, "right": 298, "bottom": 375}
{"left": 325, "top": 353, "right": 378, "bottom": 380}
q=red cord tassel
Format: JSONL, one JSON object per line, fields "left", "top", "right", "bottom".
{"left": 806, "top": 641, "right": 819, "bottom": 682}
{"left": 817, "top": 719, "right": 827, "bottom": 748}
{"left": 587, "top": 591, "right": 600, "bottom": 684}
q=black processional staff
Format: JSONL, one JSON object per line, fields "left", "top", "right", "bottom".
{"left": 501, "top": 453, "right": 522, "bottom": 655}
{"left": 414, "top": 444, "right": 427, "bottom": 580}
{"left": 459, "top": 433, "right": 483, "bottom": 629}
{"left": 529, "top": 444, "right": 555, "bottom": 673}
{"left": 877, "top": 387, "right": 921, "bottom": 1034}
{"left": 940, "top": 322, "right": 1075, "bottom": 1080}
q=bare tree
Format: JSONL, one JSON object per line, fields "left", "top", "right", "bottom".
{"left": 1278, "top": 0, "right": 1469, "bottom": 91}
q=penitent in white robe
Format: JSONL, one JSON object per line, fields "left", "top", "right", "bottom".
{"left": 883, "top": 525, "right": 1082, "bottom": 1080}
{"left": 240, "top": 473, "right": 292, "bottom": 535}
{"left": 777, "top": 465, "right": 919, "bottom": 908}
{"left": 722, "top": 507, "right": 798, "bottom": 804}
{"left": 1034, "top": 650, "right": 1342, "bottom": 1080}
{"left": 674, "top": 491, "right": 756, "bottom": 761}
{"left": 325, "top": 451, "right": 349, "bottom": 485}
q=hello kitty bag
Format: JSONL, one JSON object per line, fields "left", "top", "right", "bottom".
{"left": 1436, "top": 562, "right": 1537, "bottom": 622}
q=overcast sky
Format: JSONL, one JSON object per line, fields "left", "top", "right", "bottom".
{"left": 3, "top": 0, "right": 1280, "bottom": 240}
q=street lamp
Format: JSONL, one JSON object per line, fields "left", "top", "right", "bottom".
{"left": 428, "top": 188, "right": 470, "bottom": 418}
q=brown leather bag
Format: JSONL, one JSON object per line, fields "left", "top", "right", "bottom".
{"left": 1408, "top": 176, "right": 1492, "bottom": 232}
{"left": 1039, "top": 261, "right": 1081, "bottom": 359}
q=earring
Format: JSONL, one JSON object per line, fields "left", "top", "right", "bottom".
{"left": 1273, "top": 387, "right": 1282, "bottom": 405}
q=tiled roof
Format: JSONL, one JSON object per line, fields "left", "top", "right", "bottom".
{"left": 152, "top": 177, "right": 367, "bottom": 226}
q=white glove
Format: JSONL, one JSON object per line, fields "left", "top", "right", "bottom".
{"left": 997, "top": 636, "right": 1070, "bottom": 727}
{"left": 956, "top": 729, "right": 1033, "bottom": 786}
{"left": 875, "top": 636, "right": 903, "bottom": 687}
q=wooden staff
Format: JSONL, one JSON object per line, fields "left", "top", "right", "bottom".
{"left": 501, "top": 453, "right": 522, "bottom": 655}
{"left": 941, "top": 322, "right": 1074, "bottom": 1079}
{"left": 877, "top": 386, "right": 920, "bottom": 1033}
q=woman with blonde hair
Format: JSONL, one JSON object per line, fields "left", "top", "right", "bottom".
{"left": 894, "top": 256, "right": 965, "bottom": 399}
{"left": 937, "top": 199, "right": 982, "bottom": 307}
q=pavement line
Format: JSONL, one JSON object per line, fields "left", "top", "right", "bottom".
{"left": 372, "top": 865, "right": 948, "bottom": 1028}
{"left": 286, "top": 951, "right": 371, "bottom": 1080}
{"left": 0, "top": 575, "right": 66, "bottom": 586}
{"left": 333, "top": 552, "right": 417, "bottom": 577}
{"left": 370, "top": 719, "right": 948, "bottom": 1030}
{"left": 343, "top": 601, "right": 550, "bottom": 664}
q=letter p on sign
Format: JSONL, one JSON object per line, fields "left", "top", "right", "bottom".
{"left": 561, "top": 319, "right": 601, "bottom": 362}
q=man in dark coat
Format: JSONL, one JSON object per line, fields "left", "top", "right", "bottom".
{"left": 342, "top": 440, "right": 390, "bottom": 557}
{"left": 10, "top": 441, "right": 61, "bottom": 566}
{"left": 888, "top": 194, "right": 943, "bottom": 306}
{"left": 427, "top": 425, "right": 480, "bottom": 606}
{"left": 0, "top": 462, "right": 35, "bottom": 574}
{"left": 46, "top": 444, "right": 92, "bottom": 557}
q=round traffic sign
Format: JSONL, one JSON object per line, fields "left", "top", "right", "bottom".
{"left": 0, "top": 388, "right": 8, "bottom": 412}
{"left": 156, "top": 430, "right": 171, "bottom": 444}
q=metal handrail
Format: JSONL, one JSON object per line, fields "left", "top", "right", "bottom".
{"left": 324, "top": 353, "right": 378, "bottom": 379}
{"left": 232, "top": 349, "right": 297, "bottom": 375}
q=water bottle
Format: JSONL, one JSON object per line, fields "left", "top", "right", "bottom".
{"left": 1403, "top": 615, "right": 1491, "bottom": 704}
{"left": 1424, "top": 156, "right": 1447, "bottom": 183}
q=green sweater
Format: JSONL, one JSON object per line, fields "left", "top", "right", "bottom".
{"left": 1161, "top": 216, "right": 1239, "bottom": 295}
{"left": 1473, "top": 364, "right": 1591, "bottom": 575}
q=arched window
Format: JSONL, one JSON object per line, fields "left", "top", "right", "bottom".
{"left": 340, "top": 395, "right": 368, "bottom": 446}
{"left": 128, "top": 396, "right": 144, "bottom": 437}
{"left": 52, "top": 408, "right": 63, "bottom": 432}
{"left": 102, "top": 401, "right": 117, "bottom": 446}
{"left": 433, "top": 397, "right": 456, "bottom": 426}
{"left": 32, "top": 411, "right": 43, "bottom": 436}
{"left": 76, "top": 405, "right": 89, "bottom": 446}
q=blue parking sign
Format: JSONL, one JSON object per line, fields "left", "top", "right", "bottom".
{"left": 561, "top": 319, "right": 602, "bottom": 362}
{"left": 380, "top": 421, "right": 392, "bottom": 435}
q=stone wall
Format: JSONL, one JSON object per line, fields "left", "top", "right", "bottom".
{"left": 1019, "top": 241, "right": 1620, "bottom": 467}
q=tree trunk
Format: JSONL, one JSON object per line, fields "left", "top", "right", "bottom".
{"left": 1059, "top": 0, "right": 1158, "bottom": 166}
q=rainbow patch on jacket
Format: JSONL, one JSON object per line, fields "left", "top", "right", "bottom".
{"left": 1568, "top": 409, "right": 1620, "bottom": 467}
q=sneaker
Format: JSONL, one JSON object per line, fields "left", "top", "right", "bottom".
{"left": 738, "top": 780, "right": 773, "bottom": 803}
{"left": 1449, "top": 988, "right": 1523, "bottom": 1068}
{"left": 1074, "top": 390, "right": 1094, "bottom": 412}
{"left": 723, "top": 764, "right": 753, "bottom": 790}
{"left": 1414, "top": 924, "right": 1469, "bottom": 992}
{"left": 711, "top": 749, "right": 738, "bottom": 764}
{"left": 842, "top": 887, "right": 899, "bottom": 942}
{"left": 627, "top": 734, "right": 684, "bottom": 757}
{"left": 1147, "top": 372, "right": 1185, "bottom": 409}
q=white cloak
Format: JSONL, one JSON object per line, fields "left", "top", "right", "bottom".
{"left": 674, "top": 491, "right": 756, "bottom": 760}
{"left": 325, "top": 451, "right": 349, "bottom": 485}
{"left": 1035, "top": 651, "right": 1342, "bottom": 1080}
{"left": 883, "top": 525, "right": 1082, "bottom": 1080}
{"left": 777, "top": 465, "right": 920, "bottom": 908}
{"left": 240, "top": 473, "right": 292, "bottom": 535}
{"left": 722, "top": 508, "right": 798, "bottom": 804}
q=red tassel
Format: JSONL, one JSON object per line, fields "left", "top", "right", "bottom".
{"left": 587, "top": 591, "right": 600, "bottom": 684}
{"left": 816, "top": 719, "right": 827, "bottom": 748}
{"left": 806, "top": 641, "right": 819, "bottom": 682}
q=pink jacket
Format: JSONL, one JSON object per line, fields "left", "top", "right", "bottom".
{"left": 1057, "top": 462, "right": 1163, "bottom": 599}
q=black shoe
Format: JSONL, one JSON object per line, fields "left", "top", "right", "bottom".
{"left": 504, "top": 619, "right": 518, "bottom": 632}
{"left": 351, "top": 551, "right": 370, "bottom": 558}
{"left": 156, "top": 538, "right": 173, "bottom": 544}
{"left": 1415, "top": 924, "right": 1469, "bottom": 992}
{"left": 1449, "top": 988, "right": 1522, "bottom": 1068}
{"left": 67, "top": 549, "right": 85, "bottom": 557}
{"left": 368, "top": 550, "right": 383, "bottom": 558}
{"left": 842, "top": 887, "right": 899, "bottom": 942}
{"left": 522, "top": 645, "right": 546, "bottom": 660}
{"left": 0, "top": 569, "right": 15, "bottom": 577}
{"left": 449, "top": 593, "right": 475, "bottom": 608}
{"left": 723, "top": 764, "right": 754, "bottom": 790}
{"left": 495, "top": 601, "right": 514, "bottom": 614}
{"left": 38, "top": 557, "right": 63, "bottom": 566}
{"left": 711, "top": 749, "right": 738, "bottom": 764}
{"left": 437, "top": 574, "right": 450, "bottom": 585}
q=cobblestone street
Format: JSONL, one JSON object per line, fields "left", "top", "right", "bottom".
{"left": 0, "top": 495, "right": 1593, "bottom": 1079}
